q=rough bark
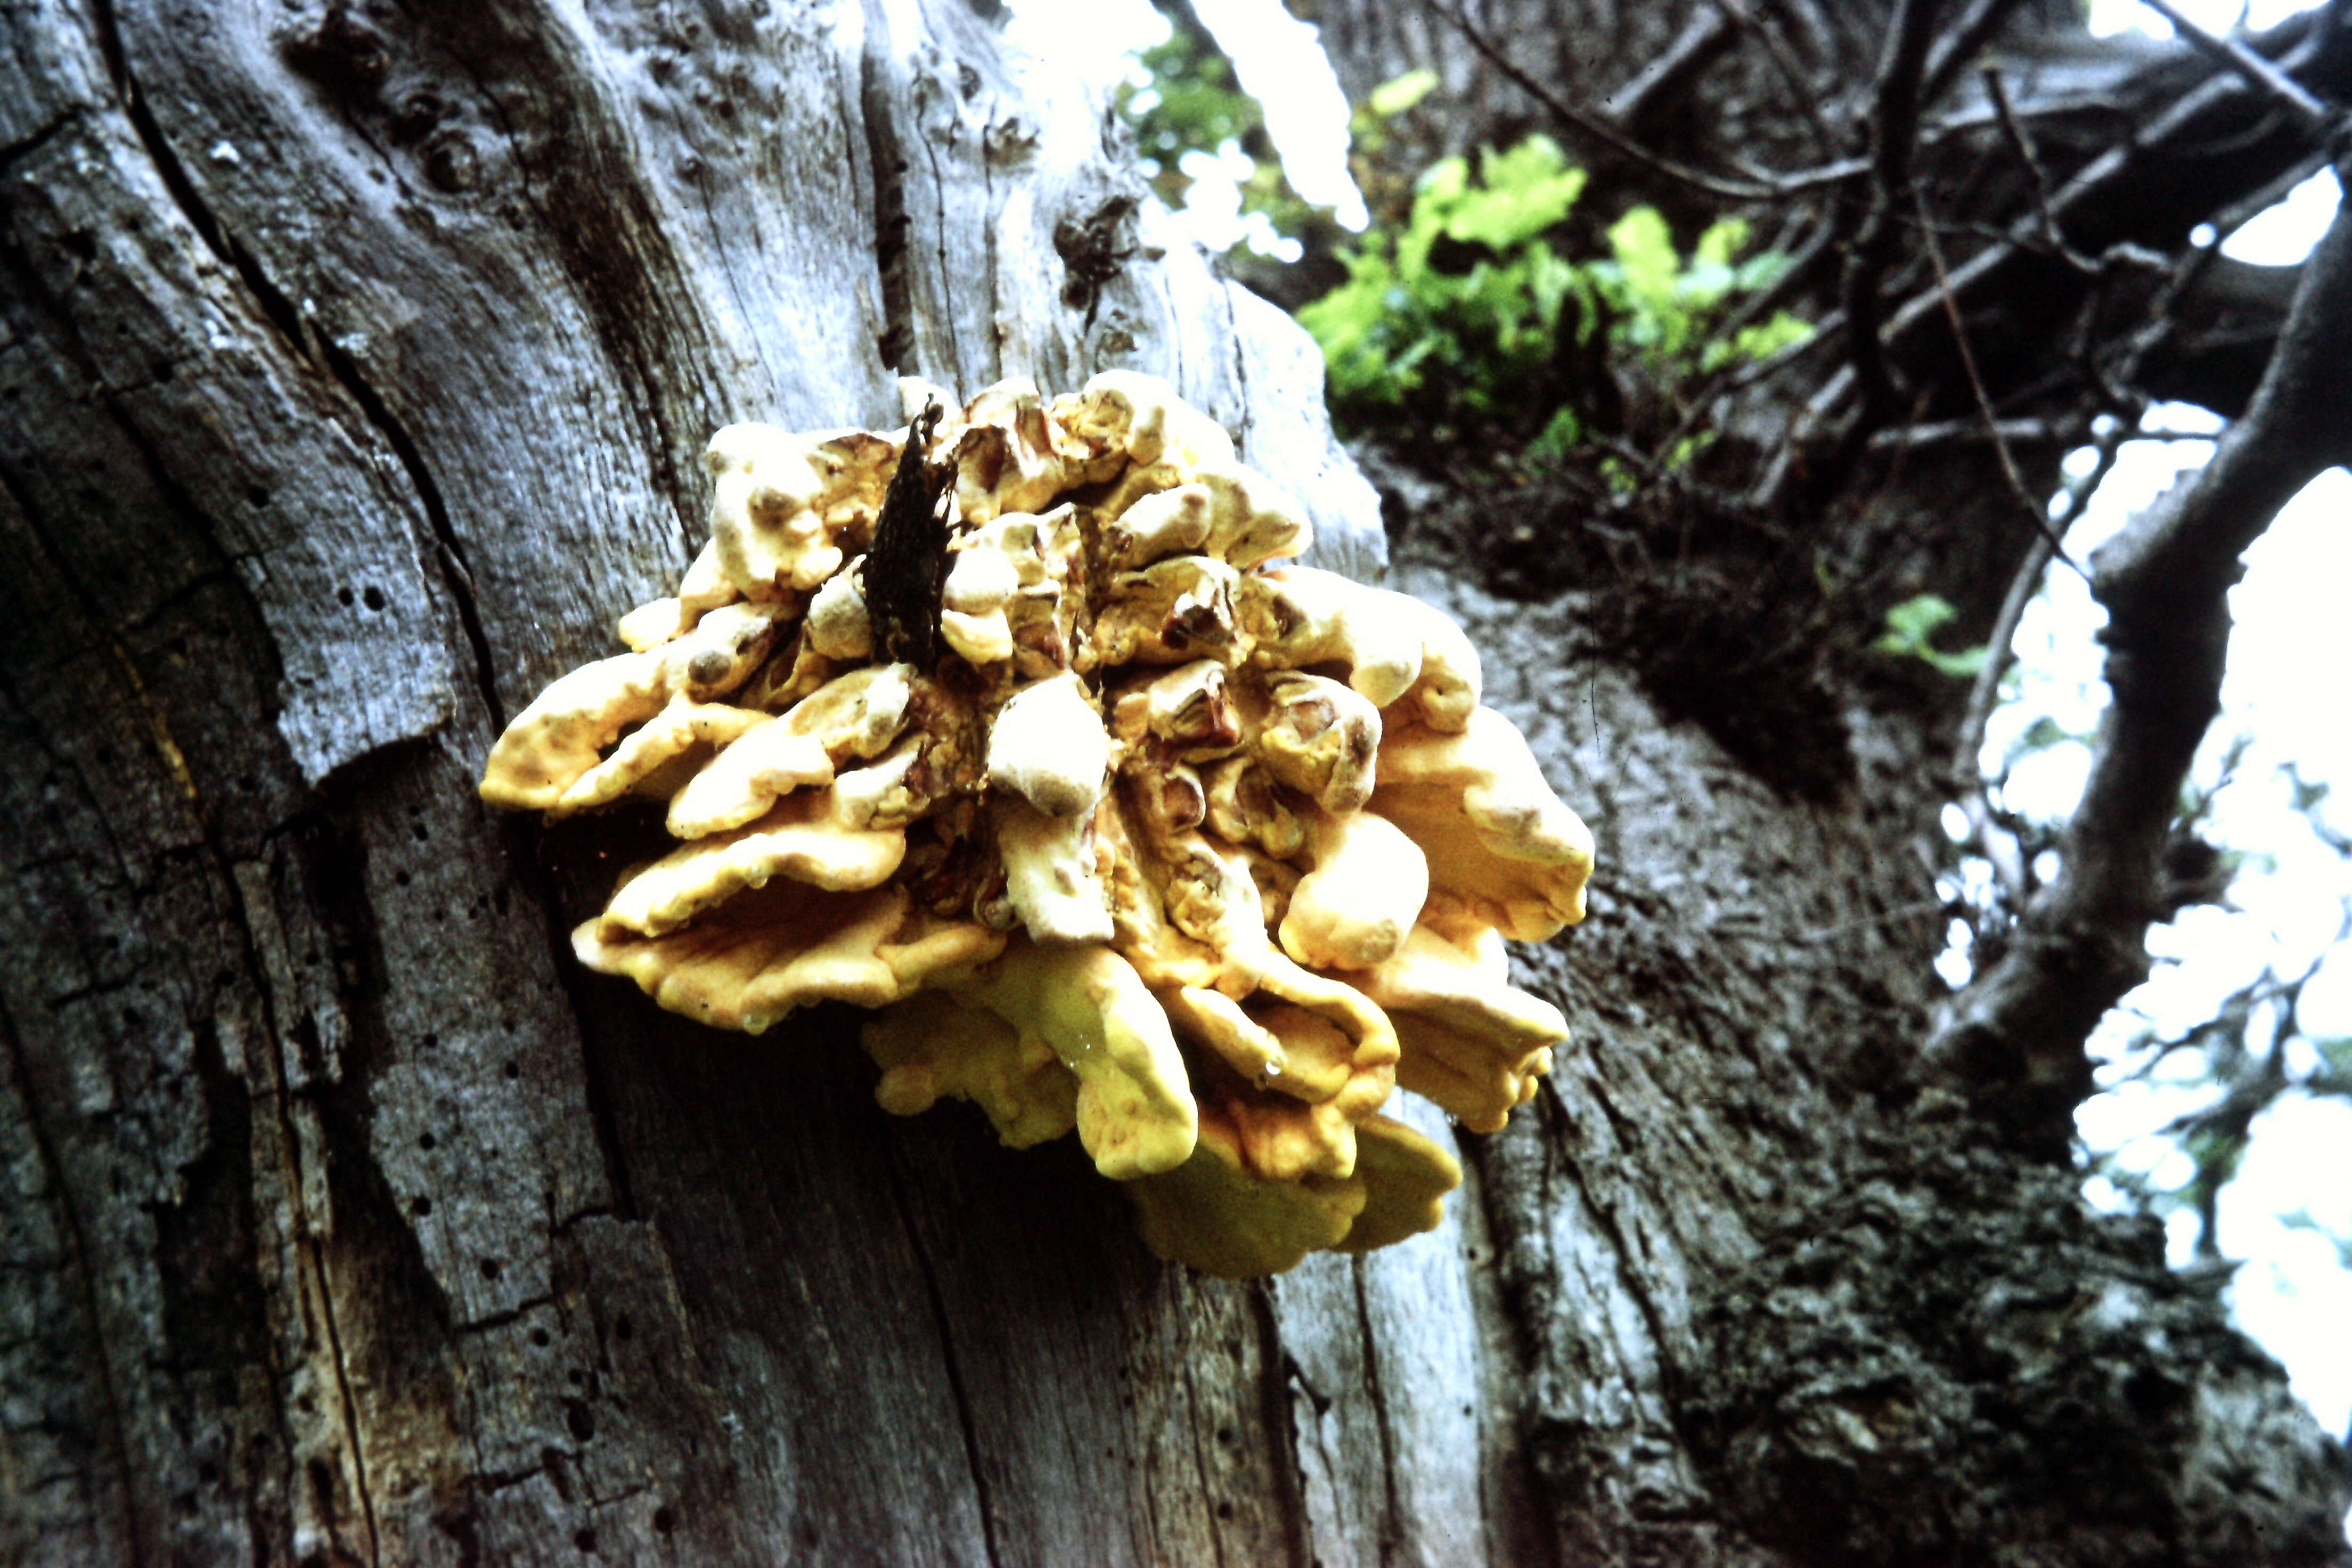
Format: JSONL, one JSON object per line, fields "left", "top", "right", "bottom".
{"left": 1, "top": 3, "right": 2345, "bottom": 1568}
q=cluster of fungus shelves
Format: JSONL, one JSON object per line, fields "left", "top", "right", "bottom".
{"left": 479, "top": 372, "right": 1592, "bottom": 1276}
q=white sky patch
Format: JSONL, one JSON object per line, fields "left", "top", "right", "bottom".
{"left": 2224, "top": 1094, "right": 2352, "bottom": 1435}
{"left": 2047, "top": 450, "right": 2352, "bottom": 1448}
{"left": 2060, "top": 437, "right": 2352, "bottom": 1165}
{"left": 1979, "top": 115, "right": 2347, "bottom": 1446}
{"left": 2227, "top": 168, "right": 2345, "bottom": 263}
{"left": 1002, "top": 0, "right": 1167, "bottom": 86}
{"left": 2090, "top": 0, "right": 2321, "bottom": 36}
{"left": 1183, "top": 152, "right": 1309, "bottom": 260}
{"left": 1189, "top": 0, "right": 1369, "bottom": 228}
{"left": 1003, "top": 0, "right": 1367, "bottom": 243}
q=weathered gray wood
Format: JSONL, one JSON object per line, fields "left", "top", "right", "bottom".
{"left": 4, "top": 0, "right": 2347, "bottom": 1563}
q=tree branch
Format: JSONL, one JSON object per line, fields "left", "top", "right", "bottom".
{"left": 1912, "top": 185, "right": 2082, "bottom": 568}
{"left": 1422, "top": 0, "right": 1790, "bottom": 201}
{"left": 2140, "top": 0, "right": 2337, "bottom": 134}
{"left": 1877, "top": 15, "right": 2346, "bottom": 364}
{"left": 1925, "top": 146, "right": 2352, "bottom": 1150}
{"left": 1606, "top": 7, "right": 1737, "bottom": 133}
{"left": 1982, "top": 64, "right": 2095, "bottom": 272}
{"left": 1917, "top": 0, "right": 2036, "bottom": 108}
{"left": 2139, "top": 254, "right": 2307, "bottom": 414}
{"left": 1751, "top": 14, "right": 2347, "bottom": 510}
{"left": 1840, "top": 0, "right": 1946, "bottom": 429}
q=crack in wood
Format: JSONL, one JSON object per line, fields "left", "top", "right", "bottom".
{"left": 230, "top": 858, "right": 383, "bottom": 1568}
{"left": 0, "top": 995, "right": 146, "bottom": 1562}
{"left": 450, "top": 1292, "right": 557, "bottom": 1339}
{"left": 86, "top": 0, "right": 502, "bottom": 754}
{"left": 859, "top": 0, "right": 918, "bottom": 374}
{"left": 877, "top": 1149, "right": 1005, "bottom": 1568}
{"left": 90, "top": 0, "right": 312, "bottom": 368}
{"left": 314, "top": 336, "right": 507, "bottom": 733}
{"left": 525, "top": 853, "right": 642, "bottom": 1223}
{"left": 1348, "top": 1259, "right": 1408, "bottom": 1565}
{"left": 0, "top": 107, "right": 78, "bottom": 171}
{"left": 1244, "top": 1285, "right": 1314, "bottom": 1568}
{"left": 305, "top": 1231, "right": 383, "bottom": 1568}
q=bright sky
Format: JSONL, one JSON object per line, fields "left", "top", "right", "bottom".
{"left": 1004, "top": 0, "right": 1366, "bottom": 251}
{"left": 2024, "top": 422, "right": 2352, "bottom": 1436}
{"left": 2089, "top": 0, "right": 2320, "bottom": 34}
{"left": 2030, "top": 437, "right": 2352, "bottom": 1440}
{"left": 1007, "top": 0, "right": 2352, "bottom": 1447}
{"left": 1998, "top": 4, "right": 2351, "bottom": 1441}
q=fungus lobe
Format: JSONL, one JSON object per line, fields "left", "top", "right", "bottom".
{"left": 480, "top": 372, "right": 1593, "bottom": 1276}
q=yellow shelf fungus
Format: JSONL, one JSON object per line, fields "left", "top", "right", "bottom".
{"left": 480, "top": 372, "right": 1593, "bottom": 1277}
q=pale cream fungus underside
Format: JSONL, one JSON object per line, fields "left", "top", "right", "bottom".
{"left": 479, "top": 371, "right": 1594, "bottom": 1277}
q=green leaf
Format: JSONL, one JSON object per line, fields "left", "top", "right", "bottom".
{"left": 1527, "top": 406, "right": 1585, "bottom": 461}
{"left": 1414, "top": 154, "right": 1470, "bottom": 202}
{"left": 1735, "top": 310, "right": 1814, "bottom": 358}
{"left": 1367, "top": 69, "right": 1439, "bottom": 117}
{"left": 1607, "top": 208, "right": 1679, "bottom": 311}
{"left": 1883, "top": 593, "right": 1960, "bottom": 644}
{"left": 1442, "top": 141, "right": 1586, "bottom": 250}
{"left": 1665, "top": 431, "right": 1714, "bottom": 469}
{"left": 1875, "top": 593, "right": 1988, "bottom": 678}
{"left": 1294, "top": 130, "right": 1815, "bottom": 440}
{"left": 1693, "top": 217, "right": 1750, "bottom": 271}
{"left": 2312, "top": 1036, "right": 2352, "bottom": 1088}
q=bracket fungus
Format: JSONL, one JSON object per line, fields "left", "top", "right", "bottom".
{"left": 480, "top": 372, "right": 1594, "bottom": 1276}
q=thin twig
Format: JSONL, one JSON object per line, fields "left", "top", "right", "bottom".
{"left": 1706, "top": 0, "right": 1844, "bottom": 160}
{"left": 1918, "top": 0, "right": 2036, "bottom": 108}
{"left": 1878, "top": 22, "right": 2335, "bottom": 363}
{"left": 1954, "top": 533, "right": 2053, "bottom": 908}
{"left": 1800, "top": 896, "right": 1956, "bottom": 943}
{"left": 1983, "top": 65, "right": 2095, "bottom": 272}
{"left": 2140, "top": 0, "right": 2335, "bottom": 134}
{"left": 1781, "top": 33, "right": 2328, "bottom": 510}
{"left": 1843, "top": 0, "right": 1947, "bottom": 426}
{"left": 1868, "top": 416, "right": 2076, "bottom": 448}
{"left": 1754, "top": 0, "right": 1950, "bottom": 510}
{"left": 1714, "top": 896, "right": 1954, "bottom": 943}
{"left": 1423, "top": 0, "right": 1787, "bottom": 202}
{"left": 1947, "top": 172, "right": 2250, "bottom": 915}
{"left": 1913, "top": 187, "right": 2086, "bottom": 573}
{"left": 1950, "top": 421, "right": 2122, "bottom": 846}
{"left": 1606, "top": 8, "right": 1736, "bottom": 129}
{"left": 1657, "top": 220, "right": 1839, "bottom": 456}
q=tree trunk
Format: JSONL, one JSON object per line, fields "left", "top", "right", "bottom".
{"left": 1, "top": 3, "right": 2344, "bottom": 1567}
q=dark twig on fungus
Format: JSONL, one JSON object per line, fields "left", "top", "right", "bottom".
{"left": 864, "top": 399, "right": 955, "bottom": 667}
